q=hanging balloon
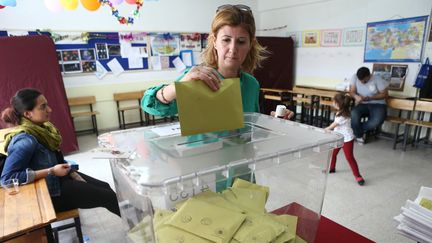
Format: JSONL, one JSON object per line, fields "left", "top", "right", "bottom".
{"left": 109, "top": 0, "right": 123, "bottom": 6}
{"left": 81, "top": 0, "right": 100, "bottom": 11}
{"left": 125, "top": 0, "right": 136, "bottom": 4}
{"left": 44, "top": 0, "right": 63, "bottom": 12}
{"left": 0, "top": 0, "right": 16, "bottom": 7}
{"left": 60, "top": 0, "right": 78, "bottom": 10}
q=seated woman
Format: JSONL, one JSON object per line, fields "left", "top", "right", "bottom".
{"left": 1, "top": 88, "right": 120, "bottom": 216}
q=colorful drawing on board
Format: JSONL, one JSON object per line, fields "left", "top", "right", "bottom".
{"left": 180, "top": 33, "right": 202, "bottom": 51}
{"left": 61, "top": 50, "right": 80, "bottom": 62}
{"left": 343, "top": 27, "right": 365, "bottom": 46}
{"left": 82, "top": 61, "right": 97, "bottom": 72}
{"left": 150, "top": 33, "right": 180, "bottom": 56}
{"left": 80, "top": 49, "right": 96, "bottom": 60}
{"left": 302, "top": 30, "right": 320, "bottom": 47}
{"left": 321, "top": 29, "right": 342, "bottom": 47}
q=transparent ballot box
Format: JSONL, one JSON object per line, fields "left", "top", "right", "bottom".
{"left": 98, "top": 113, "right": 343, "bottom": 243}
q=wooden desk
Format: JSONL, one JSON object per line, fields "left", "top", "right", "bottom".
{"left": 260, "top": 88, "right": 293, "bottom": 101}
{"left": 0, "top": 179, "right": 56, "bottom": 242}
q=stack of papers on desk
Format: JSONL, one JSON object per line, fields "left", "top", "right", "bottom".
{"left": 394, "top": 186, "right": 432, "bottom": 243}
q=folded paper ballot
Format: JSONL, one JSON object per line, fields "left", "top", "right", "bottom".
{"left": 147, "top": 178, "right": 301, "bottom": 243}
{"left": 394, "top": 186, "right": 432, "bottom": 243}
{"left": 167, "top": 198, "right": 246, "bottom": 243}
{"left": 175, "top": 78, "right": 244, "bottom": 136}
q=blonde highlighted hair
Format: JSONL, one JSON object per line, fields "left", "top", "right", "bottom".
{"left": 201, "top": 6, "right": 269, "bottom": 73}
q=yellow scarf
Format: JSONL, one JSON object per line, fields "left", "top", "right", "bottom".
{"left": 3, "top": 118, "right": 62, "bottom": 153}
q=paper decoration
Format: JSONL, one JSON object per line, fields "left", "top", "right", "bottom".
{"left": 95, "top": 61, "right": 108, "bottom": 79}
{"left": 342, "top": 27, "right": 364, "bottom": 46}
{"left": 99, "top": 0, "right": 143, "bottom": 25}
{"left": 7, "top": 31, "right": 29, "bottom": 36}
{"left": 107, "top": 58, "right": 125, "bottom": 76}
{"left": 180, "top": 33, "right": 202, "bottom": 52}
{"left": 128, "top": 57, "right": 143, "bottom": 69}
{"left": 320, "top": 29, "right": 342, "bottom": 47}
{"left": 109, "top": 0, "right": 123, "bottom": 5}
{"left": 286, "top": 31, "right": 301, "bottom": 47}
{"left": 172, "top": 56, "right": 186, "bottom": 72}
{"left": 150, "top": 56, "right": 162, "bottom": 70}
{"left": 302, "top": 30, "right": 320, "bottom": 47}
{"left": 150, "top": 33, "right": 180, "bottom": 56}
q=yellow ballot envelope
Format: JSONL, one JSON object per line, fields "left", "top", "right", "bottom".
{"left": 175, "top": 78, "right": 244, "bottom": 136}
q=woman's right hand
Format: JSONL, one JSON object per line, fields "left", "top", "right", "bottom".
{"left": 52, "top": 164, "right": 70, "bottom": 177}
{"left": 180, "top": 66, "right": 221, "bottom": 91}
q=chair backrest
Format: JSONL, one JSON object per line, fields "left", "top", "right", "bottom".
{"left": 68, "top": 96, "right": 96, "bottom": 106}
{"left": 113, "top": 91, "right": 144, "bottom": 102}
{"left": 386, "top": 98, "right": 414, "bottom": 111}
{"left": 415, "top": 100, "right": 432, "bottom": 113}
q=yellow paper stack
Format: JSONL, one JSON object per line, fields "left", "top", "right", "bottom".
{"left": 146, "top": 179, "right": 307, "bottom": 243}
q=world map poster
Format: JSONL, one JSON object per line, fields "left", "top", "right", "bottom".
{"left": 364, "top": 16, "right": 428, "bottom": 62}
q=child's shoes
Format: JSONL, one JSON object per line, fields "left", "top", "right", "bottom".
{"left": 356, "top": 176, "right": 365, "bottom": 186}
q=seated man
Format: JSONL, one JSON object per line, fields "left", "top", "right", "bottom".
{"left": 349, "top": 67, "right": 388, "bottom": 144}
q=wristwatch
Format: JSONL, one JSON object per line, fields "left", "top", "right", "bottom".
{"left": 47, "top": 167, "right": 54, "bottom": 176}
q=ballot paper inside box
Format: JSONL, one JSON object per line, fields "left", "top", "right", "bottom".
{"left": 98, "top": 113, "right": 343, "bottom": 243}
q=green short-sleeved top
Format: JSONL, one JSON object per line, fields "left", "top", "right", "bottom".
{"left": 141, "top": 69, "right": 260, "bottom": 117}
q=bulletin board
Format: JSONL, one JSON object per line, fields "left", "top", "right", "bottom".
{"left": 0, "top": 31, "right": 206, "bottom": 76}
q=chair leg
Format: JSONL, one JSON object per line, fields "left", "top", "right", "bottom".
{"left": 403, "top": 125, "right": 410, "bottom": 151}
{"left": 393, "top": 123, "right": 400, "bottom": 150}
{"left": 121, "top": 111, "right": 126, "bottom": 129}
{"left": 139, "top": 109, "right": 144, "bottom": 126}
{"left": 93, "top": 115, "right": 99, "bottom": 136}
{"left": 45, "top": 224, "right": 55, "bottom": 243}
{"left": 117, "top": 110, "right": 122, "bottom": 129}
{"left": 74, "top": 217, "right": 84, "bottom": 243}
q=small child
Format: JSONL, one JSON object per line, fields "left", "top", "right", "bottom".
{"left": 325, "top": 93, "right": 365, "bottom": 186}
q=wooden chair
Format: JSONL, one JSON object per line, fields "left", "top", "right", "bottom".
{"left": 68, "top": 96, "right": 99, "bottom": 136}
{"left": 51, "top": 209, "right": 83, "bottom": 243}
{"left": 385, "top": 98, "right": 414, "bottom": 149}
{"left": 113, "top": 91, "right": 151, "bottom": 129}
{"left": 402, "top": 99, "right": 432, "bottom": 150}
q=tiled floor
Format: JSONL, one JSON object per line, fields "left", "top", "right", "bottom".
{"left": 60, "top": 133, "right": 432, "bottom": 243}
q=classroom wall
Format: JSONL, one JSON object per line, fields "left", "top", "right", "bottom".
{"left": 1, "top": 0, "right": 431, "bottom": 131}
{"left": 256, "top": 0, "right": 432, "bottom": 97}
{"left": 0, "top": 0, "right": 257, "bottom": 131}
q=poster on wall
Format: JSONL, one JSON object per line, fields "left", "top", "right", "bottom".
{"left": 372, "top": 63, "right": 408, "bottom": 91}
{"left": 321, "top": 29, "right": 342, "bottom": 47}
{"left": 150, "top": 33, "right": 180, "bottom": 56}
{"left": 180, "top": 33, "right": 202, "bottom": 51}
{"left": 302, "top": 30, "right": 320, "bottom": 47}
{"left": 286, "top": 31, "right": 301, "bottom": 47}
{"left": 364, "top": 15, "right": 428, "bottom": 62}
{"left": 343, "top": 27, "right": 365, "bottom": 46}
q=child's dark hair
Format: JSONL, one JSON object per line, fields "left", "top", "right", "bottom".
{"left": 333, "top": 93, "right": 352, "bottom": 118}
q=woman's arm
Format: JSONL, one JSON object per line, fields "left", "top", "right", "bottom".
{"left": 1, "top": 135, "right": 37, "bottom": 184}
{"left": 33, "top": 164, "right": 71, "bottom": 180}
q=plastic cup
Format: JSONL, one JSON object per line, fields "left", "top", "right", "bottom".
{"left": 2, "top": 178, "right": 19, "bottom": 195}
{"left": 275, "top": 105, "right": 287, "bottom": 118}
